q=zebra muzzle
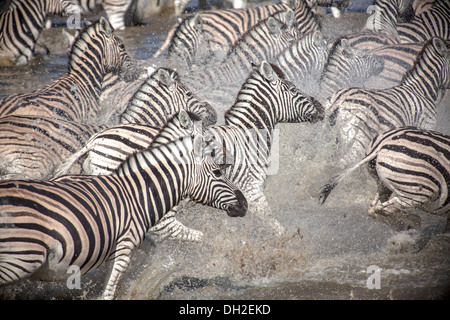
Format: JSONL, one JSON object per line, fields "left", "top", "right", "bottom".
{"left": 226, "top": 190, "right": 248, "bottom": 217}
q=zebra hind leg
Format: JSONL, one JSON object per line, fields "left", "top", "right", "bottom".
{"left": 368, "top": 194, "right": 421, "bottom": 231}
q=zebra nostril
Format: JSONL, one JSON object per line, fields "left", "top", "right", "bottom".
{"left": 226, "top": 190, "right": 247, "bottom": 217}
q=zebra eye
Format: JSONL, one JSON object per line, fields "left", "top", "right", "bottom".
{"left": 289, "top": 87, "right": 297, "bottom": 96}
{"left": 212, "top": 169, "right": 222, "bottom": 177}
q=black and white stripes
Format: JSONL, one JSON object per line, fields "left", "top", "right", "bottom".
{"left": 0, "top": 111, "right": 247, "bottom": 300}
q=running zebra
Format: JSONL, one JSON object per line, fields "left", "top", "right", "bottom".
{"left": 318, "top": 38, "right": 385, "bottom": 102}
{"left": 203, "top": 61, "right": 324, "bottom": 233}
{"left": 57, "top": 61, "right": 324, "bottom": 236}
{"left": 180, "top": 15, "right": 300, "bottom": 110}
{"left": 319, "top": 127, "right": 450, "bottom": 231}
{"left": 0, "top": 0, "right": 81, "bottom": 66}
{"left": 271, "top": 30, "right": 330, "bottom": 97}
{"left": 0, "top": 17, "right": 139, "bottom": 123}
{"left": 74, "top": 0, "right": 134, "bottom": 30}
{"left": 324, "top": 37, "right": 449, "bottom": 164}
{"left": 0, "top": 115, "right": 106, "bottom": 180}
{"left": 119, "top": 67, "right": 217, "bottom": 126}
{"left": 155, "top": 0, "right": 319, "bottom": 68}
{"left": 397, "top": 0, "right": 450, "bottom": 42}
{"left": 366, "top": 0, "right": 450, "bottom": 43}
{"left": 0, "top": 111, "right": 247, "bottom": 300}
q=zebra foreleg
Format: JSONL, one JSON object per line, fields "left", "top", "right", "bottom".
{"left": 150, "top": 208, "right": 203, "bottom": 242}
{"left": 103, "top": 241, "right": 136, "bottom": 300}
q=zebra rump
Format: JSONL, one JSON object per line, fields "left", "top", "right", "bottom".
{"left": 319, "top": 127, "right": 449, "bottom": 231}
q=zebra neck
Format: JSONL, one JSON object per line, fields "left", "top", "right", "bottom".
{"left": 401, "top": 48, "right": 447, "bottom": 102}
{"left": 67, "top": 66, "right": 104, "bottom": 100}
{"left": 117, "top": 141, "right": 192, "bottom": 228}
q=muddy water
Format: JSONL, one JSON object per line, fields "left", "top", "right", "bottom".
{"left": 0, "top": 11, "right": 449, "bottom": 300}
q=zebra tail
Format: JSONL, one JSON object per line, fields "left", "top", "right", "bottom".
{"left": 53, "top": 144, "right": 91, "bottom": 177}
{"left": 318, "top": 151, "right": 378, "bottom": 205}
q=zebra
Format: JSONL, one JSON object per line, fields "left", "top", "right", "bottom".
{"left": 271, "top": 30, "right": 330, "bottom": 97}
{"left": 179, "top": 15, "right": 300, "bottom": 112}
{"left": 53, "top": 67, "right": 216, "bottom": 177}
{"left": 119, "top": 67, "right": 217, "bottom": 127}
{"left": 73, "top": 0, "right": 134, "bottom": 30}
{"left": 57, "top": 61, "right": 324, "bottom": 237}
{"left": 319, "top": 127, "right": 450, "bottom": 231}
{"left": 0, "top": 17, "right": 139, "bottom": 123}
{"left": 364, "top": 42, "right": 424, "bottom": 89}
{"left": 201, "top": 61, "right": 324, "bottom": 233}
{"left": 366, "top": 0, "right": 450, "bottom": 43}
{"left": 0, "top": 111, "right": 247, "bottom": 300}
{"left": 0, "top": 0, "right": 81, "bottom": 66}
{"left": 318, "top": 38, "right": 385, "bottom": 102}
{"left": 397, "top": 0, "right": 450, "bottom": 43}
{"left": 54, "top": 111, "right": 205, "bottom": 242}
{"left": 155, "top": 0, "right": 320, "bottom": 68}
{"left": 324, "top": 37, "right": 449, "bottom": 164}
{"left": 0, "top": 115, "right": 106, "bottom": 180}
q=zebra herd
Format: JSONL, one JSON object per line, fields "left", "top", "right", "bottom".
{"left": 0, "top": 0, "right": 449, "bottom": 299}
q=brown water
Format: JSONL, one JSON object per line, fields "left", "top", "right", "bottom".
{"left": 0, "top": 11, "right": 449, "bottom": 300}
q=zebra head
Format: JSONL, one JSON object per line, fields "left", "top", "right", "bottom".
{"left": 190, "top": 133, "right": 248, "bottom": 217}
{"left": 68, "top": 17, "right": 140, "bottom": 82}
{"left": 259, "top": 61, "right": 324, "bottom": 123}
{"left": 154, "top": 68, "right": 217, "bottom": 126}
{"left": 171, "top": 112, "right": 247, "bottom": 218}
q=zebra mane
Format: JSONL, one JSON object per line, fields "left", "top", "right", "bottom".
{"left": 67, "top": 17, "right": 112, "bottom": 72}
{"left": 401, "top": 37, "right": 448, "bottom": 85}
{"left": 149, "top": 111, "right": 203, "bottom": 149}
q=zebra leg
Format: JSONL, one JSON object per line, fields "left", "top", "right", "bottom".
{"left": 103, "top": 240, "right": 136, "bottom": 300}
{"left": 368, "top": 195, "right": 421, "bottom": 230}
{"left": 150, "top": 208, "right": 203, "bottom": 242}
{"left": 246, "top": 189, "right": 285, "bottom": 235}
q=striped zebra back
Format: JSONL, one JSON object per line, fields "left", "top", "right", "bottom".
{"left": 397, "top": 0, "right": 450, "bottom": 43}
{"left": 120, "top": 68, "right": 217, "bottom": 127}
{"left": 0, "top": 111, "right": 246, "bottom": 299}
{"left": 319, "top": 38, "right": 385, "bottom": 101}
{"left": 0, "top": 115, "right": 105, "bottom": 180}
{"left": 54, "top": 110, "right": 203, "bottom": 176}
{"left": 272, "top": 30, "right": 330, "bottom": 97}
{"left": 180, "top": 15, "right": 300, "bottom": 109}
{"left": 0, "top": 0, "right": 81, "bottom": 65}
{"left": 0, "top": 17, "right": 138, "bottom": 123}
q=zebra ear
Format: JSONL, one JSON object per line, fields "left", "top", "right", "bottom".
{"left": 157, "top": 68, "right": 175, "bottom": 91}
{"left": 284, "top": 9, "right": 294, "bottom": 28}
{"left": 432, "top": 38, "right": 448, "bottom": 57}
{"left": 190, "top": 14, "right": 203, "bottom": 33}
{"left": 99, "top": 17, "right": 113, "bottom": 37}
{"left": 312, "top": 30, "right": 324, "bottom": 46}
{"left": 266, "top": 17, "right": 282, "bottom": 35}
{"left": 260, "top": 61, "right": 278, "bottom": 83}
{"left": 178, "top": 110, "right": 193, "bottom": 129}
{"left": 193, "top": 134, "right": 205, "bottom": 162}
